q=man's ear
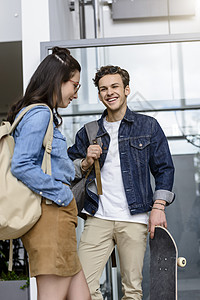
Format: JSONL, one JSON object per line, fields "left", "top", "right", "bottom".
{"left": 125, "top": 85, "right": 130, "bottom": 96}
{"left": 98, "top": 91, "right": 102, "bottom": 102}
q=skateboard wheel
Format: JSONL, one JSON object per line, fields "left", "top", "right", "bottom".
{"left": 177, "top": 257, "right": 186, "bottom": 267}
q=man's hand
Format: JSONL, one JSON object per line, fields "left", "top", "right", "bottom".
{"left": 148, "top": 200, "right": 167, "bottom": 239}
{"left": 81, "top": 144, "right": 102, "bottom": 172}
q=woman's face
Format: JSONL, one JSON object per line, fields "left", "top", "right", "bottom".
{"left": 59, "top": 70, "right": 81, "bottom": 108}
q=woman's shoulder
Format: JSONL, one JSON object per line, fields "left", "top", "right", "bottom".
{"left": 16, "top": 105, "right": 51, "bottom": 131}
{"left": 19, "top": 105, "right": 51, "bottom": 118}
{"left": 20, "top": 105, "right": 50, "bottom": 121}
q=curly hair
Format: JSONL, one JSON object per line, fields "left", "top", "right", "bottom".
{"left": 93, "top": 65, "right": 130, "bottom": 90}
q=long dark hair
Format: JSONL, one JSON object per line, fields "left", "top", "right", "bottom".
{"left": 7, "top": 47, "right": 81, "bottom": 126}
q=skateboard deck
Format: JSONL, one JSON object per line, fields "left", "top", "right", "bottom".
{"left": 149, "top": 226, "right": 186, "bottom": 300}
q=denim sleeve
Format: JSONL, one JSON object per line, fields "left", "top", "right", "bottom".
{"left": 149, "top": 119, "right": 175, "bottom": 205}
{"left": 68, "top": 126, "right": 89, "bottom": 161}
{"left": 11, "top": 107, "right": 73, "bottom": 206}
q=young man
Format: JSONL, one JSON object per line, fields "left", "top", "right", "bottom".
{"left": 68, "top": 65, "right": 175, "bottom": 300}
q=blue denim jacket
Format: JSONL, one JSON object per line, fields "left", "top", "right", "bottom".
{"left": 68, "top": 107, "right": 175, "bottom": 216}
{"left": 11, "top": 106, "right": 75, "bottom": 206}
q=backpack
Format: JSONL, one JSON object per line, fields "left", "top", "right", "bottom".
{"left": 0, "top": 104, "right": 53, "bottom": 244}
{"left": 71, "top": 120, "right": 102, "bottom": 218}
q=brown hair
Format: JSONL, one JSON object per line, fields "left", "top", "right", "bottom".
{"left": 7, "top": 47, "right": 81, "bottom": 126}
{"left": 93, "top": 65, "right": 130, "bottom": 90}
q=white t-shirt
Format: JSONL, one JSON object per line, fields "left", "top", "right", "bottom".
{"left": 94, "top": 118, "right": 148, "bottom": 225}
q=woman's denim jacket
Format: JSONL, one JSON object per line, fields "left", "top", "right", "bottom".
{"left": 68, "top": 107, "right": 175, "bottom": 216}
{"left": 11, "top": 106, "right": 75, "bottom": 206}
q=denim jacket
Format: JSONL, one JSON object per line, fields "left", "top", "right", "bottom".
{"left": 68, "top": 107, "right": 175, "bottom": 216}
{"left": 11, "top": 106, "right": 75, "bottom": 206}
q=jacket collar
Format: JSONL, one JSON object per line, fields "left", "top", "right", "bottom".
{"left": 97, "top": 106, "right": 135, "bottom": 137}
{"left": 100, "top": 106, "right": 135, "bottom": 123}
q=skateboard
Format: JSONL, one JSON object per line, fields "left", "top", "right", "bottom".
{"left": 149, "top": 226, "right": 186, "bottom": 300}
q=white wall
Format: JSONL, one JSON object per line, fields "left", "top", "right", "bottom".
{"left": 21, "top": 0, "right": 50, "bottom": 90}
{"left": 49, "top": 0, "right": 80, "bottom": 41}
{"left": 21, "top": 0, "right": 80, "bottom": 90}
{"left": 0, "top": 0, "right": 22, "bottom": 42}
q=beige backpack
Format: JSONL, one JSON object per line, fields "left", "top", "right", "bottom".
{"left": 0, "top": 104, "right": 53, "bottom": 269}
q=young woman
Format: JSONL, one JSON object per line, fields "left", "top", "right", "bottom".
{"left": 7, "top": 47, "right": 91, "bottom": 300}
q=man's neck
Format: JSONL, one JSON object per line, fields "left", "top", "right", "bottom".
{"left": 106, "top": 106, "right": 127, "bottom": 122}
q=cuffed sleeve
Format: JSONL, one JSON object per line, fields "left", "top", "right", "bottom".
{"left": 153, "top": 189, "right": 175, "bottom": 205}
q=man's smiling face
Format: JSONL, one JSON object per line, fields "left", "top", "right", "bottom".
{"left": 98, "top": 74, "right": 130, "bottom": 116}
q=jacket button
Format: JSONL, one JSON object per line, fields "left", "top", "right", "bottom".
{"left": 92, "top": 210, "right": 95, "bottom": 214}
{"left": 139, "top": 143, "right": 143, "bottom": 147}
{"left": 89, "top": 178, "right": 92, "bottom": 181}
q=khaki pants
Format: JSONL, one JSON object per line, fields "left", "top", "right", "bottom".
{"left": 78, "top": 216, "right": 148, "bottom": 300}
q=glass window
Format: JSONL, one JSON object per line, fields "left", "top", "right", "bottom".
{"left": 44, "top": 36, "right": 200, "bottom": 298}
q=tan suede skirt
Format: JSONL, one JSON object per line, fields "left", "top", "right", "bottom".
{"left": 21, "top": 197, "right": 82, "bottom": 277}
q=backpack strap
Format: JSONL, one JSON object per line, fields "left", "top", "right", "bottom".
{"left": 8, "top": 239, "right": 13, "bottom": 271}
{"left": 10, "top": 104, "right": 53, "bottom": 175}
{"left": 85, "top": 120, "right": 101, "bottom": 146}
{"left": 85, "top": 121, "right": 102, "bottom": 195}
{"left": 94, "top": 159, "right": 102, "bottom": 195}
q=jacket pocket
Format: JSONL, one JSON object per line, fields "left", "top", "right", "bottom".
{"left": 52, "top": 129, "right": 67, "bottom": 158}
{"left": 130, "top": 137, "right": 150, "bottom": 164}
